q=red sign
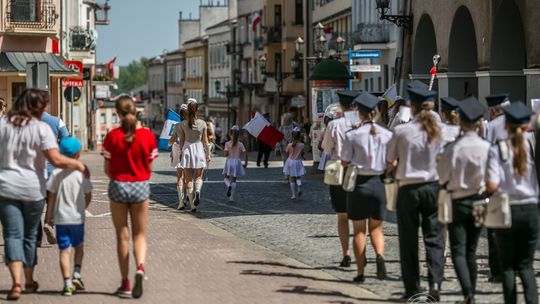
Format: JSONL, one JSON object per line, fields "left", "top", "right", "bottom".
{"left": 65, "top": 60, "right": 83, "bottom": 74}
{"left": 62, "top": 78, "right": 84, "bottom": 87}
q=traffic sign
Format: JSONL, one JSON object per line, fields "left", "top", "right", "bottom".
{"left": 65, "top": 60, "right": 83, "bottom": 73}
{"left": 350, "top": 65, "right": 382, "bottom": 73}
{"left": 350, "top": 50, "right": 381, "bottom": 59}
{"left": 64, "top": 86, "right": 82, "bottom": 102}
{"left": 62, "top": 78, "right": 84, "bottom": 87}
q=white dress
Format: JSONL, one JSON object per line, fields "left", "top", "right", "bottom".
{"left": 179, "top": 119, "right": 207, "bottom": 169}
{"left": 222, "top": 141, "right": 246, "bottom": 177}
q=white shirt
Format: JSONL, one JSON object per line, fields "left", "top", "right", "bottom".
{"left": 487, "top": 132, "right": 538, "bottom": 205}
{"left": 387, "top": 119, "right": 445, "bottom": 182}
{"left": 486, "top": 115, "right": 507, "bottom": 144}
{"left": 442, "top": 124, "right": 461, "bottom": 143}
{"left": 341, "top": 123, "right": 393, "bottom": 175}
{"left": 321, "top": 115, "right": 354, "bottom": 160}
{"left": 438, "top": 131, "right": 490, "bottom": 192}
{"left": 47, "top": 168, "right": 93, "bottom": 225}
{"left": 0, "top": 117, "right": 58, "bottom": 201}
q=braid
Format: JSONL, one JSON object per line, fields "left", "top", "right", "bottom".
{"left": 509, "top": 124, "right": 528, "bottom": 176}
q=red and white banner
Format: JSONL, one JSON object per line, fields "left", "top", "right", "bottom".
{"left": 243, "top": 112, "right": 284, "bottom": 148}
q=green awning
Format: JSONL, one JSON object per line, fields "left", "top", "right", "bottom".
{"left": 309, "top": 59, "right": 351, "bottom": 81}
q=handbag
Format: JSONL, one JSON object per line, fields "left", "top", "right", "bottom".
{"left": 342, "top": 166, "right": 358, "bottom": 192}
{"left": 437, "top": 189, "right": 452, "bottom": 224}
{"left": 472, "top": 199, "right": 488, "bottom": 227}
{"left": 484, "top": 193, "right": 512, "bottom": 228}
{"left": 384, "top": 178, "right": 398, "bottom": 211}
{"left": 324, "top": 160, "right": 344, "bottom": 186}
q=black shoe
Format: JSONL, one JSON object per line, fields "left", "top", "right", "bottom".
{"left": 352, "top": 275, "right": 365, "bottom": 283}
{"left": 226, "top": 186, "right": 232, "bottom": 197}
{"left": 194, "top": 192, "right": 201, "bottom": 206}
{"left": 398, "top": 293, "right": 419, "bottom": 302}
{"left": 429, "top": 283, "right": 441, "bottom": 302}
{"left": 488, "top": 275, "right": 502, "bottom": 283}
{"left": 191, "top": 208, "right": 197, "bottom": 213}
{"left": 178, "top": 206, "right": 185, "bottom": 211}
{"left": 257, "top": 163, "right": 261, "bottom": 167}
{"left": 456, "top": 295, "right": 475, "bottom": 304}
{"left": 376, "top": 255, "right": 387, "bottom": 280}
{"left": 339, "top": 255, "right": 351, "bottom": 267}
{"left": 264, "top": 163, "right": 269, "bottom": 168}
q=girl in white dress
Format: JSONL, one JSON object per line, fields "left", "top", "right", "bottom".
{"left": 169, "top": 104, "right": 188, "bottom": 209}
{"left": 223, "top": 125, "right": 248, "bottom": 202}
{"left": 177, "top": 99, "right": 211, "bottom": 212}
{"left": 283, "top": 127, "right": 305, "bottom": 199}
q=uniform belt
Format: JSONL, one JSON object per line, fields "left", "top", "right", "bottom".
{"left": 397, "top": 179, "right": 430, "bottom": 187}
{"left": 356, "top": 170, "right": 383, "bottom": 176}
{"left": 451, "top": 189, "right": 484, "bottom": 200}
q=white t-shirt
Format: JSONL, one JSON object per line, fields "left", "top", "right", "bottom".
{"left": 0, "top": 117, "right": 58, "bottom": 201}
{"left": 47, "top": 168, "right": 93, "bottom": 225}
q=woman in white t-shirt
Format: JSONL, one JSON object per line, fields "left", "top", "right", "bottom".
{"left": 0, "top": 89, "right": 87, "bottom": 301}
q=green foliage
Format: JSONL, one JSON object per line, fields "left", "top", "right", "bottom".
{"left": 113, "top": 57, "right": 149, "bottom": 95}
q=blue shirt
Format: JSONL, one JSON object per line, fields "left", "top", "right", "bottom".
{"left": 41, "top": 112, "right": 69, "bottom": 176}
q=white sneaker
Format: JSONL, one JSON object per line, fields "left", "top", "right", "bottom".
{"left": 290, "top": 196, "right": 296, "bottom": 200}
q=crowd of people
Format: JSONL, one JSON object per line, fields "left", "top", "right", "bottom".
{"left": 319, "top": 83, "right": 539, "bottom": 304}
{"left": 0, "top": 91, "right": 157, "bottom": 300}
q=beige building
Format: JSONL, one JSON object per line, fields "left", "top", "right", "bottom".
{"left": 184, "top": 36, "right": 208, "bottom": 112}
{"left": 405, "top": 0, "right": 540, "bottom": 103}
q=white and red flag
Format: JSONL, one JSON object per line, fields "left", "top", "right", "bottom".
{"left": 251, "top": 11, "right": 261, "bottom": 32}
{"left": 243, "top": 112, "right": 284, "bottom": 148}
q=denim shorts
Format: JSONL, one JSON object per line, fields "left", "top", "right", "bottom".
{"left": 108, "top": 180, "right": 150, "bottom": 203}
{"left": 56, "top": 224, "right": 85, "bottom": 250}
{"left": 0, "top": 196, "right": 45, "bottom": 266}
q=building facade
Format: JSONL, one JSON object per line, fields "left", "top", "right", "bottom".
{"left": 184, "top": 36, "right": 208, "bottom": 114}
{"left": 405, "top": 0, "right": 540, "bottom": 103}
{"left": 165, "top": 49, "right": 185, "bottom": 113}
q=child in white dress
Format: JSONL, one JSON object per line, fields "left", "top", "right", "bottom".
{"left": 284, "top": 127, "right": 305, "bottom": 199}
{"left": 223, "top": 126, "right": 248, "bottom": 202}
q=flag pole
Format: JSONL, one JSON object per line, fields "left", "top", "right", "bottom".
{"left": 428, "top": 54, "right": 441, "bottom": 91}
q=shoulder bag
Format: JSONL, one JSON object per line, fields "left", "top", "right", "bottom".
{"left": 437, "top": 188, "right": 452, "bottom": 224}
{"left": 342, "top": 165, "right": 358, "bottom": 192}
{"left": 324, "top": 160, "right": 344, "bottom": 186}
{"left": 484, "top": 193, "right": 512, "bottom": 228}
{"left": 384, "top": 178, "right": 398, "bottom": 211}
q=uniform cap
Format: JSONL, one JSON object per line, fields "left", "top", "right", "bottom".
{"left": 407, "top": 87, "right": 437, "bottom": 103}
{"left": 336, "top": 90, "right": 361, "bottom": 105}
{"left": 502, "top": 101, "right": 533, "bottom": 125}
{"left": 485, "top": 94, "right": 510, "bottom": 107}
{"left": 407, "top": 80, "right": 429, "bottom": 90}
{"left": 440, "top": 97, "right": 459, "bottom": 111}
{"left": 292, "top": 127, "right": 302, "bottom": 133}
{"left": 230, "top": 125, "right": 240, "bottom": 131}
{"left": 59, "top": 137, "right": 81, "bottom": 157}
{"left": 187, "top": 98, "right": 198, "bottom": 104}
{"left": 353, "top": 93, "right": 380, "bottom": 113}
{"left": 458, "top": 97, "right": 487, "bottom": 123}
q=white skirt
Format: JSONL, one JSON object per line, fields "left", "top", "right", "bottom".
{"left": 179, "top": 141, "right": 207, "bottom": 169}
{"left": 283, "top": 159, "right": 305, "bottom": 177}
{"left": 171, "top": 143, "right": 183, "bottom": 169}
{"left": 223, "top": 158, "right": 245, "bottom": 177}
{"left": 318, "top": 152, "right": 330, "bottom": 171}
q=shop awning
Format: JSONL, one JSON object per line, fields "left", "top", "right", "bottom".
{"left": 0, "top": 52, "right": 78, "bottom": 76}
{"left": 309, "top": 59, "right": 352, "bottom": 81}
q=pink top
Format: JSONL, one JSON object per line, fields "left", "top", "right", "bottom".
{"left": 286, "top": 142, "right": 304, "bottom": 160}
{"left": 224, "top": 141, "right": 246, "bottom": 159}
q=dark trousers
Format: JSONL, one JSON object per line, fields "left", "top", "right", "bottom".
{"left": 495, "top": 204, "right": 539, "bottom": 304}
{"left": 257, "top": 140, "right": 271, "bottom": 166}
{"left": 488, "top": 228, "right": 501, "bottom": 278}
{"left": 448, "top": 200, "right": 482, "bottom": 297}
{"left": 396, "top": 182, "right": 445, "bottom": 295}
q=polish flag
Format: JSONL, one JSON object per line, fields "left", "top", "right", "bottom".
{"left": 251, "top": 11, "right": 261, "bottom": 32}
{"left": 107, "top": 56, "right": 117, "bottom": 78}
{"left": 243, "top": 112, "right": 284, "bottom": 148}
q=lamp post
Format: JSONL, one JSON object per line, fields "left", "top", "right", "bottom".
{"left": 375, "top": 0, "right": 412, "bottom": 28}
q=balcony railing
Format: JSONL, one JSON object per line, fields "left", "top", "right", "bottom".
{"left": 70, "top": 26, "right": 97, "bottom": 51}
{"left": 5, "top": 0, "right": 57, "bottom": 31}
{"left": 265, "top": 26, "right": 282, "bottom": 44}
{"left": 353, "top": 23, "right": 390, "bottom": 44}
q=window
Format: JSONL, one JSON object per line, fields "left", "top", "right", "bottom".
{"left": 364, "top": 80, "right": 369, "bottom": 92}
{"left": 10, "top": 0, "right": 38, "bottom": 22}
{"left": 112, "top": 113, "right": 118, "bottom": 124}
{"left": 295, "top": 0, "right": 303, "bottom": 25}
{"left": 274, "top": 5, "right": 281, "bottom": 27}
{"left": 100, "top": 113, "right": 106, "bottom": 124}
{"left": 370, "top": 78, "right": 374, "bottom": 91}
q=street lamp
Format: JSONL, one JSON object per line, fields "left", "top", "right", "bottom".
{"left": 314, "top": 22, "right": 325, "bottom": 39}
{"left": 335, "top": 36, "right": 345, "bottom": 57}
{"left": 259, "top": 55, "right": 267, "bottom": 74}
{"left": 295, "top": 37, "right": 305, "bottom": 54}
{"left": 375, "top": 0, "right": 412, "bottom": 28}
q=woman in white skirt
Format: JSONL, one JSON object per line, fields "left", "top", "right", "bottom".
{"left": 169, "top": 104, "right": 188, "bottom": 209}
{"left": 176, "top": 99, "right": 211, "bottom": 212}
{"left": 284, "top": 128, "right": 305, "bottom": 199}
{"left": 223, "top": 125, "right": 248, "bottom": 202}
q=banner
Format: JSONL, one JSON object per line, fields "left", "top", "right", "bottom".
{"left": 158, "top": 109, "right": 181, "bottom": 152}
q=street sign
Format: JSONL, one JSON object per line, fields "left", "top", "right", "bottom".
{"left": 350, "top": 50, "right": 381, "bottom": 59}
{"left": 62, "top": 78, "right": 84, "bottom": 87}
{"left": 64, "top": 86, "right": 82, "bottom": 102}
{"left": 350, "top": 65, "right": 382, "bottom": 73}
{"left": 65, "top": 60, "right": 83, "bottom": 74}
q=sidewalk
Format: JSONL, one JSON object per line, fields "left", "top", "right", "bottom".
{"left": 0, "top": 152, "right": 383, "bottom": 303}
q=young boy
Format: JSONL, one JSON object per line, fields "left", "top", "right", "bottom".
{"left": 45, "top": 137, "right": 92, "bottom": 296}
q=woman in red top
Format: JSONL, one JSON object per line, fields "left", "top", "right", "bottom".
{"left": 102, "top": 96, "right": 158, "bottom": 299}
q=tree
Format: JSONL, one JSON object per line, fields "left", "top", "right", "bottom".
{"left": 113, "top": 57, "right": 149, "bottom": 95}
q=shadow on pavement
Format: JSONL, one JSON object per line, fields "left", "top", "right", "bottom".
{"left": 276, "top": 285, "right": 398, "bottom": 303}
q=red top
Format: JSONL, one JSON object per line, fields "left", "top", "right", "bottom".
{"left": 102, "top": 128, "right": 158, "bottom": 182}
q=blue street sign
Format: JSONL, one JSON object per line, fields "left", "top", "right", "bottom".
{"left": 350, "top": 50, "right": 381, "bottom": 59}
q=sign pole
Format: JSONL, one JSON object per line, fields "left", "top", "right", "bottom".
{"left": 70, "top": 85, "right": 74, "bottom": 133}
{"left": 348, "top": 48, "right": 352, "bottom": 90}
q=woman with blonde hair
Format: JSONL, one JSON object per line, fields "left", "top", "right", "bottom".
{"left": 177, "top": 99, "right": 211, "bottom": 212}
{"left": 487, "top": 101, "right": 539, "bottom": 304}
{"left": 102, "top": 95, "right": 158, "bottom": 298}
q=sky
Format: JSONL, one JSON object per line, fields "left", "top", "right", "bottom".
{"left": 96, "top": 0, "right": 200, "bottom": 66}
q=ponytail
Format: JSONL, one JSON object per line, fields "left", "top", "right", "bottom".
{"left": 448, "top": 110, "right": 459, "bottom": 125}
{"left": 291, "top": 131, "right": 300, "bottom": 147}
{"left": 416, "top": 102, "right": 440, "bottom": 144}
{"left": 509, "top": 124, "right": 528, "bottom": 176}
{"left": 115, "top": 96, "right": 137, "bottom": 143}
{"left": 231, "top": 129, "right": 239, "bottom": 147}
{"left": 187, "top": 101, "right": 198, "bottom": 130}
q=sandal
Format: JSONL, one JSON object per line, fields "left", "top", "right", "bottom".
{"left": 7, "top": 283, "right": 22, "bottom": 301}
{"left": 24, "top": 281, "right": 39, "bottom": 293}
